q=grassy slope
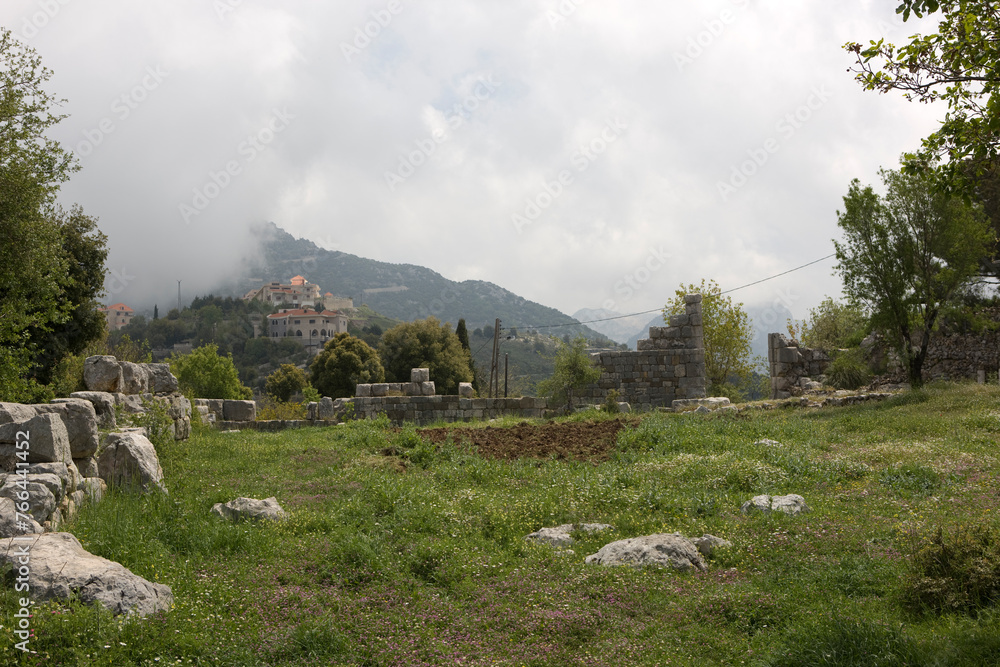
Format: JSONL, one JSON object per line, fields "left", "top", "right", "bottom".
{"left": 4, "top": 384, "right": 1000, "bottom": 665}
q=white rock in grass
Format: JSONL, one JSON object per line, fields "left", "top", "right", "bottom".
{"left": 211, "top": 496, "right": 287, "bottom": 522}
{"left": 0, "top": 532, "right": 173, "bottom": 616}
{"left": 754, "top": 439, "right": 783, "bottom": 448}
{"left": 526, "top": 523, "right": 614, "bottom": 548}
{"left": 585, "top": 533, "right": 706, "bottom": 571}
{"left": 691, "top": 534, "right": 733, "bottom": 559}
{"left": 741, "top": 494, "right": 809, "bottom": 516}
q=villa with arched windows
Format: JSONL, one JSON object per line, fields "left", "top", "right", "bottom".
{"left": 267, "top": 308, "right": 350, "bottom": 355}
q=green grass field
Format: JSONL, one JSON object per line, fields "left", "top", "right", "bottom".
{"left": 4, "top": 383, "right": 1000, "bottom": 665}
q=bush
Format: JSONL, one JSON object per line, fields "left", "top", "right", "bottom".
{"left": 903, "top": 524, "right": 1000, "bottom": 615}
{"left": 827, "top": 349, "right": 872, "bottom": 390}
{"left": 265, "top": 364, "right": 309, "bottom": 402}
{"left": 311, "top": 333, "right": 385, "bottom": 398}
{"left": 169, "top": 344, "right": 253, "bottom": 399}
{"left": 255, "top": 396, "right": 308, "bottom": 420}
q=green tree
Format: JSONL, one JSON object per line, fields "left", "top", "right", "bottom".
{"left": 663, "top": 279, "right": 757, "bottom": 399}
{"left": 455, "top": 318, "right": 479, "bottom": 393}
{"left": 169, "top": 344, "right": 253, "bottom": 399}
{"left": 790, "top": 297, "right": 869, "bottom": 350}
{"left": 310, "top": 333, "right": 385, "bottom": 398}
{"left": 0, "top": 29, "right": 99, "bottom": 401}
{"left": 265, "top": 364, "right": 309, "bottom": 402}
{"left": 834, "top": 167, "right": 993, "bottom": 386}
{"left": 845, "top": 2, "right": 1000, "bottom": 187}
{"left": 537, "top": 335, "right": 601, "bottom": 409}
{"left": 378, "top": 318, "right": 473, "bottom": 395}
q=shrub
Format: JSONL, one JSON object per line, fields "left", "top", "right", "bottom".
{"left": 602, "top": 389, "right": 621, "bottom": 414}
{"left": 265, "top": 364, "right": 309, "bottom": 402}
{"left": 903, "top": 524, "right": 1000, "bottom": 615}
{"left": 311, "top": 333, "right": 385, "bottom": 398}
{"left": 827, "top": 348, "right": 872, "bottom": 390}
{"left": 255, "top": 396, "right": 308, "bottom": 420}
{"left": 169, "top": 344, "right": 253, "bottom": 399}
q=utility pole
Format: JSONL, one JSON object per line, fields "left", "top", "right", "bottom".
{"left": 177, "top": 281, "right": 182, "bottom": 312}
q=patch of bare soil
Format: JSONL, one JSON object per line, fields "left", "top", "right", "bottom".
{"left": 419, "top": 418, "right": 635, "bottom": 463}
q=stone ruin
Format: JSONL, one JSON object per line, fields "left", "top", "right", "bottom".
{"left": 768, "top": 333, "right": 832, "bottom": 400}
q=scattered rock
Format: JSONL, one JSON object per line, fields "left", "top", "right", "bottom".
{"left": 97, "top": 432, "right": 167, "bottom": 494}
{"left": 672, "top": 397, "right": 731, "bottom": 413}
{"left": 741, "top": 494, "right": 809, "bottom": 516}
{"left": 211, "top": 497, "right": 286, "bottom": 522}
{"left": 754, "top": 439, "right": 783, "bottom": 448}
{"left": 691, "top": 534, "right": 733, "bottom": 559}
{"left": 525, "top": 523, "right": 614, "bottom": 548}
{"left": 0, "top": 532, "right": 173, "bottom": 616}
{"left": 585, "top": 533, "right": 706, "bottom": 571}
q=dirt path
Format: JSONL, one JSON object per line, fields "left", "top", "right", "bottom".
{"left": 419, "top": 418, "right": 634, "bottom": 463}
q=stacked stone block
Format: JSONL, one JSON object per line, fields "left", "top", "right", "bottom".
{"left": 348, "top": 396, "right": 555, "bottom": 426}
{"left": 768, "top": 333, "right": 831, "bottom": 399}
{"left": 578, "top": 294, "right": 708, "bottom": 409}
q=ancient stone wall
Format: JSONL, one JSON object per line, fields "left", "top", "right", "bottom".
{"left": 921, "top": 331, "right": 1000, "bottom": 381}
{"left": 577, "top": 294, "right": 707, "bottom": 409}
{"left": 768, "top": 334, "right": 831, "bottom": 399}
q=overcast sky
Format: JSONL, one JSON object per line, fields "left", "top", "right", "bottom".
{"left": 2, "top": 0, "right": 943, "bottom": 323}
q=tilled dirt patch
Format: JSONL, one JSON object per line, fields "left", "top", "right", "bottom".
{"left": 419, "top": 418, "right": 635, "bottom": 463}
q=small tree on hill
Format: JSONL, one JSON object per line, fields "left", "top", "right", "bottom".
{"left": 455, "top": 318, "right": 478, "bottom": 393}
{"left": 310, "top": 333, "right": 385, "bottom": 398}
{"left": 537, "top": 335, "right": 601, "bottom": 410}
{"left": 169, "top": 344, "right": 253, "bottom": 399}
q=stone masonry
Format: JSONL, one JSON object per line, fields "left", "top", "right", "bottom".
{"left": 768, "top": 333, "right": 831, "bottom": 399}
{"left": 577, "top": 294, "right": 708, "bottom": 409}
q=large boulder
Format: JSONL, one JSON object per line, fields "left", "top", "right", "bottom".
{"left": 97, "top": 432, "right": 166, "bottom": 494}
{"left": 0, "top": 497, "right": 43, "bottom": 537}
{"left": 222, "top": 400, "right": 256, "bottom": 422}
{"left": 35, "top": 399, "right": 100, "bottom": 458}
{"left": 84, "top": 356, "right": 123, "bottom": 392}
{"left": 0, "top": 414, "right": 72, "bottom": 466}
{"left": 69, "top": 392, "right": 118, "bottom": 430}
{"left": 0, "top": 479, "right": 57, "bottom": 523}
{"left": 0, "top": 532, "right": 173, "bottom": 616}
{"left": 146, "top": 364, "right": 179, "bottom": 394}
{"left": 211, "top": 497, "right": 287, "bottom": 522}
{"left": 119, "top": 362, "right": 150, "bottom": 395}
{"left": 585, "top": 533, "right": 707, "bottom": 572}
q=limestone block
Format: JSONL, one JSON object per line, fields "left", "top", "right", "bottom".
{"left": 84, "top": 356, "right": 122, "bottom": 393}
{"left": 777, "top": 347, "right": 802, "bottom": 364}
{"left": 0, "top": 479, "right": 56, "bottom": 522}
{"left": 585, "top": 533, "right": 705, "bottom": 572}
{"left": 684, "top": 293, "right": 703, "bottom": 305}
{"left": 74, "top": 457, "right": 99, "bottom": 478}
{"left": 0, "top": 414, "right": 72, "bottom": 465}
{"left": 411, "top": 368, "right": 430, "bottom": 383}
{"left": 145, "top": 364, "right": 179, "bottom": 394}
{"left": 0, "top": 497, "right": 43, "bottom": 537}
{"left": 0, "top": 403, "right": 37, "bottom": 425}
{"left": 97, "top": 432, "right": 166, "bottom": 494}
{"left": 371, "top": 384, "right": 388, "bottom": 397}
{"left": 37, "top": 399, "right": 100, "bottom": 458}
{"left": 119, "top": 362, "right": 150, "bottom": 395}
{"left": 458, "top": 383, "right": 474, "bottom": 398}
{"left": 668, "top": 314, "right": 690, "bottom": 328}
{"left": 420, "top": 381, "right": 436, "bottom": 396}
{"left": 222, "top": 400, "right": 256, "bottom": 422}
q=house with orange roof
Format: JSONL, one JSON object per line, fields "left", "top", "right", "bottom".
{"left": 100, "top": 303, "right": 134, "bottom": 331}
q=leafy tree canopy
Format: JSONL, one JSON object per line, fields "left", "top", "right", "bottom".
{"left": 537, "top": 335, "right": 601, "bottom": 409}
{"left": 169, "top": 344, "right": 253, "bottom": 399}
{"left": 311, "top": 333, "right": 385, "bottom": 398}
{"left": 789, "top": 297, "right": 869, "bottom": 350}
{"left": 834, "top": 167, "right": 993, "bottom": 386}
{"left": 378, "top": 318, "right": 472, "bottom": 395}
{"left": 265, "top": 364, "right": 309, "bottom": 402}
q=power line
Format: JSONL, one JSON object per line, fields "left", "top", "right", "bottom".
{"left": 504, "top": 253, "right": 837, "bottom": 333}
